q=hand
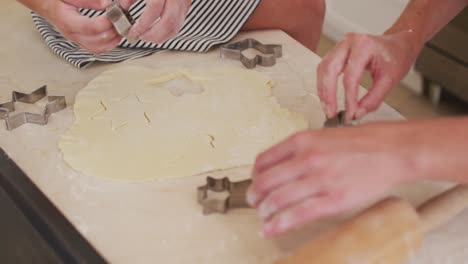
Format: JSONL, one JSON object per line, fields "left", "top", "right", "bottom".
{"left": 246, "top": 122, "right": 421, "bottom": 238}
{"left": 317, "top": 31, "right": 422, "bottom": 121}
{"left": 126, "top": 0, "right": 191, "bottom": 43}
{"left": 43, "top": 0, "right": 121, "bottom": 54}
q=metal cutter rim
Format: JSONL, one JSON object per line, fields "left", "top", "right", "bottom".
{"left": 197, "top": 176, "right": 252, "bottom": 215}
{"left": 220, "top": 38, "right": 283, "bottom": 69}
{"left": 0, "top": 86, "right": 67, "bottom": 131}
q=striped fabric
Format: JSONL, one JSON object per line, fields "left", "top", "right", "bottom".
{"left": 31, "top": 0, "right": 261, "bottom": 68}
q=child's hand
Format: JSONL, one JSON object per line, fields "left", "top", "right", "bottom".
{"left": 127, "top": 0, "right": 191, "bottom": 43}
{"left": 45, "top": 0, "right": 122, "bottom": 54}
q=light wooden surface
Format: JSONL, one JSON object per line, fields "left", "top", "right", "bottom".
{"left": 1, "top": 2, "right": 468, "bottom": 263}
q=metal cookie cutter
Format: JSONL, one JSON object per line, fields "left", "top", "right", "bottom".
{"left": 220, "top": 39, "right": 282, "bottom": 69}
{"left": 197, "top": 176, "right": 252, "bottom": 214}
{"left": 0, "top": 86, "right": 67, "bottom": 131}
{"left": 106, "top": 1, "right": 135, "bottom": 39}
{"left": 324, "top": 110, "right": 359, "bottom": 128}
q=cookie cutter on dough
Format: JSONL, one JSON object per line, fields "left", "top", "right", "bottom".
{"left": 0, "top": 85, "right": 67, "bottom": 131}
{"left": 197, "top": 176, "right": 252, "bottom": 215}
{"left": 220, "top": 39, "right": 283, "bottom": 69}
{"left": 324, "top": 110, "right": 360, "bottom": 128}
{"left": 106, "top": 1, "right": 135, "bottom": 40}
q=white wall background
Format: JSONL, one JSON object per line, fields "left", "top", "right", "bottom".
{"left": 323, "top": 0, "right": 408, "bottom": 40}
{"left": 322, "top": 0, "right": 422, "bottom": 93}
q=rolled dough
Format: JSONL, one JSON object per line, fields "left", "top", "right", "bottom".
{"left": 59, "top": 66, "right": 308, "bottom": 180}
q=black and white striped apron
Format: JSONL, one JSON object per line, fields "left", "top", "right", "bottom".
{"left": 32, "top": 0, "right": 261, "bottom": 68}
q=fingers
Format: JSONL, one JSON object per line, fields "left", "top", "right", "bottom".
{"left": 62, "top": 0, "right": 111, "bottom": 10}
{"left": 317, "top": 40, "right": 350, "bottom": 118}
{"left": 251, "top": 130, "right": 315, "bottom": 177}
{"left": 257, "top": 176, "right": 322, "bottom": 221}
{"left": 342, "top": 44, "right": 371, "bottom": 121}
{"left": 53, "top": 3, "right": 119, "bottom": 53}
{"left": 38, "top": 0, "right": 125, "bottom": 54}
{"left": 248, "top": 156, "right": 312, "bottom": 207}
{"left": 248, "top": 132, "right": 317, "bottom": 206}
{"left": 318, "top": 33, "right": 402, "bottom": 120}
{"left": 71, "top": 28, "right": 119, "bottom": 45}
{"left": 70, "top": 29, "right": 122, "bottom": 54}
{"left": 253, "top": 135, "right": 303, "bottom": 177}
{"left": 58, "top": 5, "right": 114, "bottom": 35}
{"left": 128, "top": 0, "right": 166, "bottom": 40}
{"left": 138, "top": 0, "right": 189, "bottom": 43}
{"left": 262, "top": 194, "right": 342, "bottom": 238}
{"left": 358, "top": 75, "right": 394, "bottom": 117}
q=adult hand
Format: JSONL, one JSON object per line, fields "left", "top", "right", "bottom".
{"left": 42, "top": 0, "right": 121, "bottom": 54}
{"left": 126, "top": 0, "right": 191, "bottom": 43}
{"left": 317, "top": 31, "right": 422, "bottom": 121}
{"left": 247, "top": 122, "right": 421, "bottom": 238}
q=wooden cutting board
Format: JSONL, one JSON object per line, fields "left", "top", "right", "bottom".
{"left": 1, "top": 2, "right": 468, "bottom": 263}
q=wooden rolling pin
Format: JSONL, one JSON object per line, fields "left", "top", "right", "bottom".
{"left": 276, "top": 185, "right": 468, "bottom": 264}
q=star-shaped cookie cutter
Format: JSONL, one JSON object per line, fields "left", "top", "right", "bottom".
{"left": 197, "top": 176, "right": 252, "bottom": 215}
{"left": 220, "top": 38, "right": 283, "bottom": 69}
{"left": 0, "top": 86, "right": 67, "bottom": 131}
{"left": 324, "top": 110, "right": 361, "bottom": 128}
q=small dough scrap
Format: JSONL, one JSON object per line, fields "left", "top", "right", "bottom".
{"left": 60, "top": 66, "right": 308, "bottom": 180}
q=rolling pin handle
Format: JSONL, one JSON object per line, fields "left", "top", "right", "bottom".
{"left": 418, "top": 185, "right": 468, "bottom": 234}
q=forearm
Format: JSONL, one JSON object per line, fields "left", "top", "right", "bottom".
{"left": 408, "top": 117, "right": 468, "bottom": 184}
{"left": 385, "top": 0, "right": 468, "bottom": 54}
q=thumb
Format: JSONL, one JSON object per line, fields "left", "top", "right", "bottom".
{"left": 62, "top": 0, "right": 112, "bottom": 10}
{"left": 357, "top": 75, "right": 395, "bottom": 116}
{"left": 128, "top": 0, "right": 165, "bottom": 39}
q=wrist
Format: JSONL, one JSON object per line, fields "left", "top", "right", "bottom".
{"left": 400, "top": 127, "right": 429, "bottom": 183}
{"left": 383, "top": 28, "right": 424, "bottom": 60}
{"left": 359, "top": 121, "right": 427, "bottom": 185}
{"left": 367, "top": 121, "right": 429, "bottom": 184}
{"left": 397, "top": 119, "right": 467, "bottom": 183}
